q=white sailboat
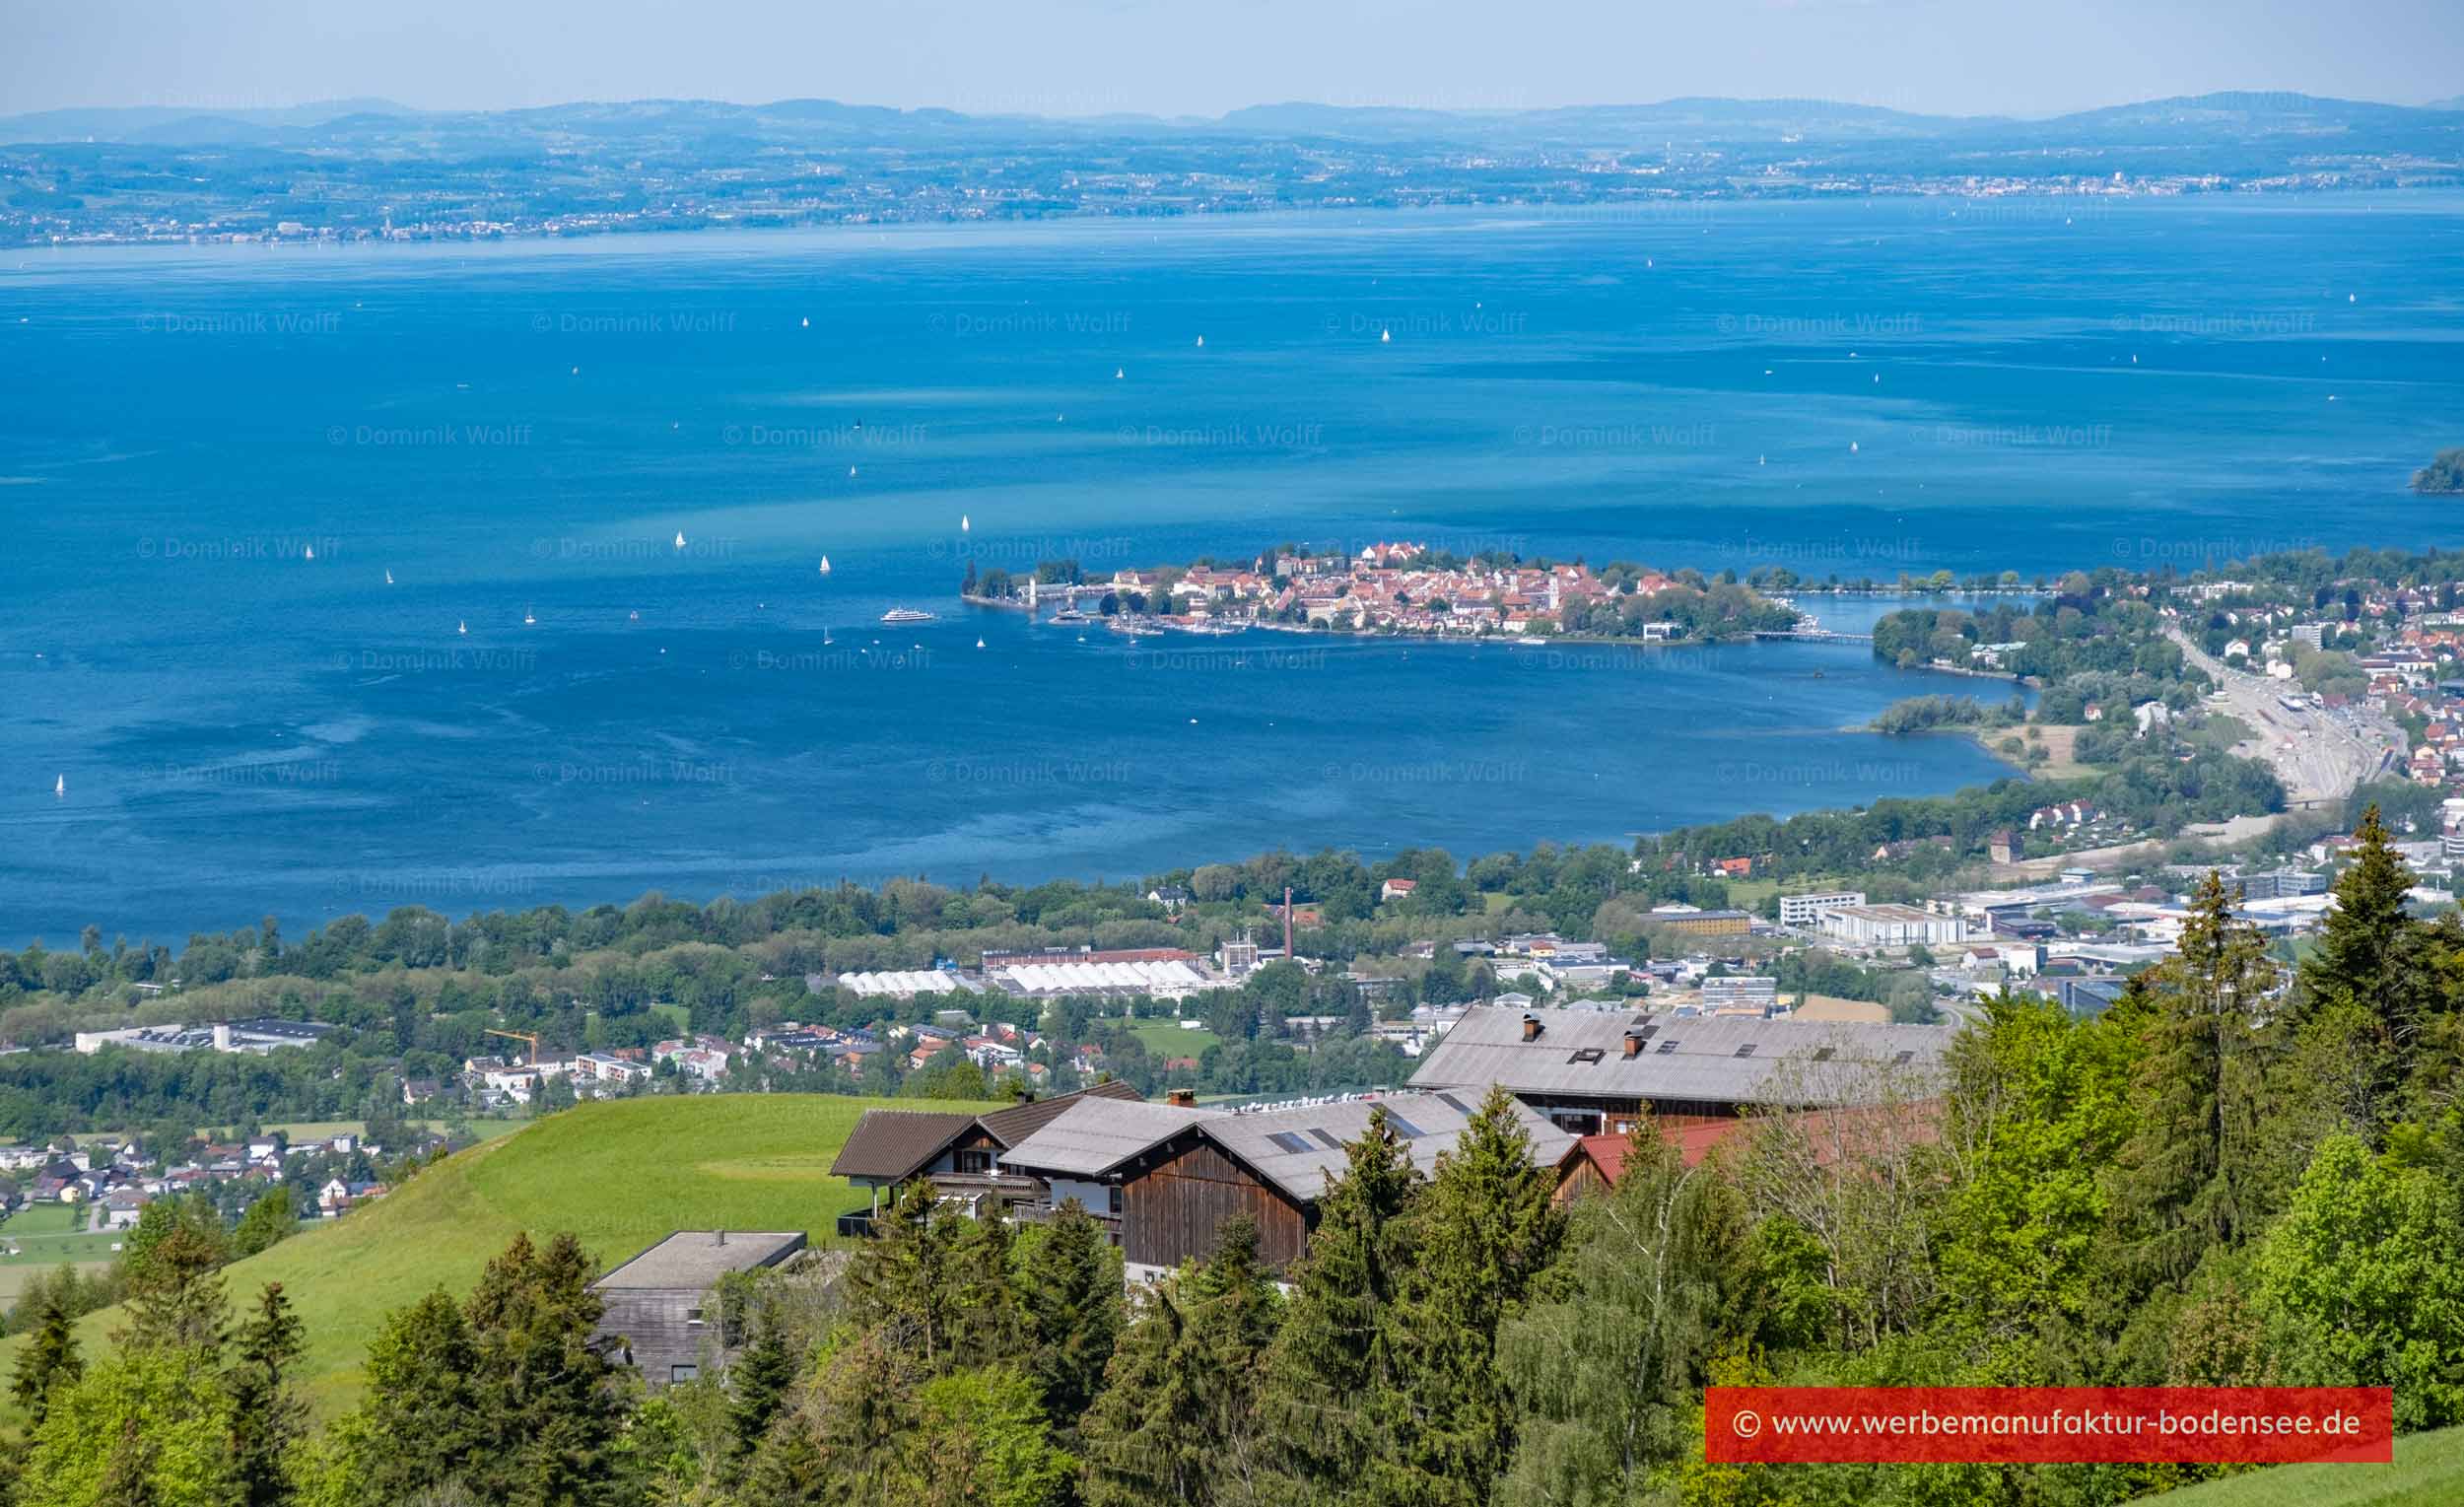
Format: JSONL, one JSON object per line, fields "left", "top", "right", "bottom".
{"left": 523, "top": 606, "right": 536, "bottom": 626}
{"left": 1380, "top": 328, "right": 1391, "bottom": 343}
{"left": 960, "top": 514, "right": 971, "bottom": 533}
{"left": 1115, "top": 367, "right": 1125, "bottom": 379}
{"left": 384, "top": 569, "right": 394, "bottom": 585}
{"left": 457, "top": 620, "right": 467, "bottom": 636}
{"left": 818, "top": 555, "right": 833, "bottom": 575}
{"left": 304, "top": 544, "right": 315, "bottom": 561}
{"left": 674, "top": 530, "right": 687, "bottom": 550}
{"left": 54, "top": 775, "right": 64, "bottom": 797}
{"left": 976, "top": 638, "right": 987, "bottom": 650}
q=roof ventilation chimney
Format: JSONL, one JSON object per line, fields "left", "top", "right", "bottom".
{"left": 1521, "top": 1013, "right": 1542, "bottom": 1043}
{"left": 1167, "top": 1088, "right": 1196, "bottom": 1108}
{"left": 1622, "top": 1028, "right": 1645, "bottom": 1059}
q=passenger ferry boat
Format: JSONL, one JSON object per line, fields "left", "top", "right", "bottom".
{"left": 879, "top": 607, "right": 935, "bottom": 624}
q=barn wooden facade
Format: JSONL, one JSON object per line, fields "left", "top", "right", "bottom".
{"left": 1001, "top": 1090, "right": 1576, "bottom": 1272}
{"left": 1123, "top": 1135, "right": 1313, "bottom": 1269}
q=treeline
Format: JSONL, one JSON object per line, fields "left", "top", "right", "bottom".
{"left": 1868, "top": 694, "right": 2019, "bottom": 735}
{"left": 1634, "top": 750, "right": 2284, "bottom": 885}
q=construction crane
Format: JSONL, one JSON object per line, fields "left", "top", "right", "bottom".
{"left": 484, "top": 1028, "right": 541, "bottom": 1064}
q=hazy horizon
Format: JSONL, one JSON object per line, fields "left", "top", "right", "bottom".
{"left": 6, "top": 0, "right": 2460, "bottom": 121}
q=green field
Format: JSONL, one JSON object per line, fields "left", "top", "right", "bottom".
{"left": 0, "top": 1092, "right": 977, "bottom": 1424}
{"left": 2144, "top": 1426, "right": 2464, "bottom": 1506}
{"left": 0, "top": 1199, "right": 119, "bottom": 1267}
{"left": 1129, "top": 1018, "right": 1222, "bottom": 1057}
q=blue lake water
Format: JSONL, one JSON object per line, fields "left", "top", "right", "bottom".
{"left": 4, "top": 197, "right": 2463, "bottom": 943}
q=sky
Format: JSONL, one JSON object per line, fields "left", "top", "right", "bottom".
{"left": 4, "top": 0, "right": 2460, "bottom": 120}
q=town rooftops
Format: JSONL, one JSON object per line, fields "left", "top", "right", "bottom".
{"left": 592, "top": 1230, "right": 808, "bottom": 1290}
{"left": 827, "top": 1079, "right": 1150, "bottom": 1183}
{"left": 997, "top": 1097, "right": 1223, "bottom": 1178}
{"left": 1407, "top": 1006, "right": 1955, "bottom": 1108}
{"left": 828, "top": 1110, "right": 981, "bottom": 1183}
{"left": 1203, "top": 1092, "right": 1575, "bottom": 1204}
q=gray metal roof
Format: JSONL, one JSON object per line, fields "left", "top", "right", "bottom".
{"left": 1202, "top": 1092, "right": 1576, "bottom": 1204}
{"left": 592, "top": 1230, "right": 808, "bottom": 1290}
{"left": 997, "top": 1098, "right": 1223, "bottom": 1178}
{"left": 1407, "top": 1006, "right": 1955, "bottom": 1108}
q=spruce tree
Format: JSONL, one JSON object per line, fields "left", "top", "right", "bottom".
{"left": 2301, "top": 804, "right": 2414, "bottom": 1022}
{"left": 948, "top": 1202, "right": 1032, "bottom": 1369}
{"left": 845, "top": 1179, "right": 964, "bottom": 1367}
{"left": 1374, "top": 1085, "right": 1566, "bottom": 1507}
{"left": 1080, "top": 1214, "right": 1280, "bottom": 1507}
{"left": 351, "top": 1289, "right": 484, "bottom": 1501}
{"left": 1020, "top": 1197, "right": 1125, "bottom": 1425}
{"left": 729, "top": 1308, "right": 796, "bottom": 1460}
{"left": 465, "top": 1231, "right": 626, "bottom": 1507}
{"left": 1255, "top": 1108, "right": 1419, "bottom": 1500}
{"left": 10, "top": 1286, "right": 82, "bottom": 1428}
{"left": 2112, "top": 871, "right": 2278, "bottom": 1292}
{"left": 119, "top": 1221, "right": 229, "bottom": 1355}
{"left": 225, "top": 1281, "right": 305, "bottom": 1507}
{"left": 1496, "top": 1116, "right": 1748, "bottom": 1504}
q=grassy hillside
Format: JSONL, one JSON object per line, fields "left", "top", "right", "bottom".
{"left": 0, "top": 1093, "right": 976, "bottom": 1423}
{"left": 2143, "top": 1426, "right": 2464, "bottom": 1506}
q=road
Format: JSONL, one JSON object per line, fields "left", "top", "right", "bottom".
{"left": 2165, "top": 628, "right": 2401, "bottom": 808}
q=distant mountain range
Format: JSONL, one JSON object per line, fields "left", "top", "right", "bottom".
{"left": 6, "top": 89, "right": 2461, "bottom": 150}
{"left": 6, "top": 90, "right": 2459, "bottom": 247}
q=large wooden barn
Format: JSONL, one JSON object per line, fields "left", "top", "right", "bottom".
{"left": 999, "top": 1091, "right": 1574, "bottom": 1271}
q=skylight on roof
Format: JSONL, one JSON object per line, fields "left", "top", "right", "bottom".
{"left": 1266, "top": 1131, "right": 1316, "bottom": 1155}
{"left": 1385, "top": 1114, "right": 1426, "bottom": 1139}
{"left": 1734, "top": 1043, "right": 1757, "bottom": 1058}
{"left": 1655, "top": 1040, "right": 1680, "bottom": 1055}
{"left": 1307, "top": 1128, "right": 1344, "bottom": 1150}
